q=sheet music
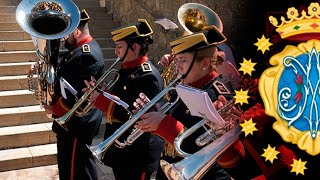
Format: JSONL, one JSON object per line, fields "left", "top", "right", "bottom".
{"left": 176, "top": 84, "right": 225, "bottom": 126}
{"left": 60, "top": 77, "right": 78, "bottom": 99}
{"left": 97, "top": 89, "right": 129, "bottom": 109}
{"left": 154, "top": 18, "right": 178, "bottom": 30}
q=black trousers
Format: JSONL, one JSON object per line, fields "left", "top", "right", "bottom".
{"left": 56, "top": 133, "right": 98, "bottom": 180}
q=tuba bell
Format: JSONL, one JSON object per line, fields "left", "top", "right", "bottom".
{"left": 178, "top": 3, "right": 223, "bottom": 36}
{"left": 16, "top": 0, "right": 80, "bottom": 107}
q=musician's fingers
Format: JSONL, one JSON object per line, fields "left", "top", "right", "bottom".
{"left": 133, "top": 102, "right": 141, "bottom": 110}
{"left": 136, "top": 98, "right": 146, "bottom": 107}
{"left": 218, "top": 95, "right": 227, "bottom": 104}
{"left": 217, "top": 101, "right": 224, "bottom": 109}
{"left": 139, "top": 93, "right": 150, "bottom": 103}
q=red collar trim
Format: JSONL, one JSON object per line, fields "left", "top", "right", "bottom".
{"left": 121, "top": 56, "right": 148, "bottom": 69}
{"left": 187, "top": 71, "right": 218, "bottom": 88}
{"left": 75, "top": 36, "right": 93, "bottom": 48}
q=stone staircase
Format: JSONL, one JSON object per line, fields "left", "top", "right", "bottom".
{"left": 0, "top": 0, "right": 118, "bottom": 179}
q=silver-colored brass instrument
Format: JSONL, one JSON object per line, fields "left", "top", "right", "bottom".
{"left": 115, "top": 95, "right": 180, "bottom": 148}
{"left": 160, "top": 99, "right": 242, "bottom": 180}
{"left": 161, "top": 126, "right": 241, "bottom": 180}
{"left": 16, "top": 0, "right": 80, "bottom": 107}
{"left": 87, "top": 75, "right": 182, "bottom": 163}
{"left": 54, "top": 57, "right": 121, "bottom": 130}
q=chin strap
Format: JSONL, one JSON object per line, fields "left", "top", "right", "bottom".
{"left": 181, "top": 50, "right": 198, "bottom": 79}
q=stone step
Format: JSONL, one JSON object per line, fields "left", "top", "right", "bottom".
{"left": 0, "top": 22, "right": 20, "bottom": 31}
{"left": 0, "top": 48, "right": 115, "bottom": 64}
{"left": 0, "top": 13, "right": 15, "bottom": 22}
{"left": 0, "top": 31, "right": 30, "bottom": 41}
{"left": 0, "top": 62, "right": 34, "bottom": 76}
{"left": 0, "top": 105, "right": 50, "bottom": 127}
{"left": 0, "top": 75, "right": 28, "bottom": 91}
{"left": 0, "top": 6, "right": 16, "bottom": 14}
{"left": 0, "top": 2, "right": 18, "bottom": 6}
{"left": 0, "top": 89, "right": 38, "bottom": 108}
{"left": 0, "top": 164, "right": 59, "bottom": 180}
{"left": 0, "top": 40, "right": 35, "bottom": 52}
{"left": 0, "top": 58, "right": 116, "bottom": 77}
{"left": 0, "top": 122, "right": 56, "bottom": 149}
{"left": 0, "top": 143, "right": 57, "bottom": 172}
{"left": 0, "top": 38, "right": 114, "bottom": 52}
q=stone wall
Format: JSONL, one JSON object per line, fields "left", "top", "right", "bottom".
{"left": 105, "top": 0, "right": 264, "bottom": 67}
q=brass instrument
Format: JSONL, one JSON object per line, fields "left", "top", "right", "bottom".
{"left": 16, "top": 0, "right": 80, "bottom": 107}
{"left": 160, "top": 2, "right": 224, "bottom": 96}
{"left": 87, "top": 75, "right": 182, "bottom": 163}
{"left": 54, "top": 57, "right": 121, "bottom": 130}
{"left": 178, "top": 3, "right": 223, "bottom": 36}
{"left": 161, "top": 99, "right": 242, "bottom": 180}
{"left": 115, "top": 95, "right": 180, "bottom": 148}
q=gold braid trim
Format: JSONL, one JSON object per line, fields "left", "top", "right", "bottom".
{"left": 163, "top": 127, "right": 187, "bottom": 158}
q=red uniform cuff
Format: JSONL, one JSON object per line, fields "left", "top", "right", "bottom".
{"left": 218, "top": 140, "right": 245, "bottom": 168}
{"left": 155, "top": 115, "right": 184, "bottom": 144}
{"left": 94, "top": 93, "right": 112, "bottom": 112}
{"left": 51, "top": 97, "right": 70, "bottom": 118}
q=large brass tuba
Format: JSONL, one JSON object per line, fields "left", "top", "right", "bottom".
{"left": 16, "top": 0, "right": 80, "bottom": 107}
{"left": 161, "top": 3, "right": 224, "bottom": 97}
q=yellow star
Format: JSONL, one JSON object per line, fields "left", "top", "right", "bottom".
{"left": 234, "top": 89, "right": 249, "bottom": 105}
{"left": 290, "top": 158, "right": 307, "bottom": 176}
{"left": 240, "top": 118, "right": 257, "bottom": 136}
{"left": 239, "top": 58, "right": 256, "bottom": 76}
{"left": 254, "top": 34, "right": 273, "bottom": 54}
{"left": 261, "top": 144, "right": 280, "bottom": 163}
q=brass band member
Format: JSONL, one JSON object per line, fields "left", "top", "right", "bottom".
{"left": 85, "top": 19, "right": 165, "bottom": 180}
{"left": 134, "top": 27, "right": 245, "bottom": 180}
{"left": 43, "top": 10, "right": 105, "bottom": 180}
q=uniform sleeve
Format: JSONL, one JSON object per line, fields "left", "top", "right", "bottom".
{"left": 154, "top": 115, "right": 184, "bottom": 144}
{"left": 51, "top": 97, "right": 70, "bottom": 118}
{"left": 94, "top": 92, "right": 115, "bottom": 121}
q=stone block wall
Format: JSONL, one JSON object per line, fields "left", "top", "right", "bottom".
{"left": 105, "top": 0, "right": 266, "bottom": 67}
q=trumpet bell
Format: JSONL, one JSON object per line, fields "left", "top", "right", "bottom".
{"left": 178, "top": 3, "right": 223, "bottom": 35}
{"left": 16, "top": 0, "right": 80, "bottom": 39}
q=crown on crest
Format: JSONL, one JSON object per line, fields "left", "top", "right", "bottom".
{"left": 269, "top": 2, "right": 320, "bottom": 41}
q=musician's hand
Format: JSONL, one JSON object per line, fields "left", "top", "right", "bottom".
{"left": 158, "top": 53, "right": 174, "bottom": 67}
{"left": 133, "top": 93, "right": 149, "bottom": 114}
{"left": 28, "top": 62, "right": 38, "bottom": 77}
{"left": 213, "top": 95, "right": 227, "bottom": 110}
{"left": 83, "top": 77, "right": 100, "bottom": 103}
{"left": 135, "top": 109, "right": 166, "bottom": 132}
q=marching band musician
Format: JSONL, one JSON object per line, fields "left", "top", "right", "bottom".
{"left": 134, "top": 26, "right": 245, "bottom": 180}
{"left": 43, "top": 9, "right": 105, "bottom": 180}
{"left": 84, "top": 19, "right": 165, "bottom": 180}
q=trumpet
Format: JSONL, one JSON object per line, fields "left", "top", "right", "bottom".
{"left": 160, "top": 98, "right": 242, "bottom": 180}
{"left": 54, "top": 57, "right": 121, "bottom": 130}
{"left": 115, "top": 95, "right": 180, "bottom": 148}
{"left": 87, "top": 75, "right": 182, "bottom": 163}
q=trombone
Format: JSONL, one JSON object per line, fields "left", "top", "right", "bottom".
{"left": 54, "top": 57, "right": 121, "bottom": 130}
{"left": 87, "top": 74, "right": 182, "bottom": 163}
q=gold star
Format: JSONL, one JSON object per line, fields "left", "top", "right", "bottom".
{"left": 240, "top": 118, "right": 257, "bottom": 136}
{"left": 254, "top": 34, "right": 273, "bottom": 54}
{"left": 234, "top": 89, "right": 249, "bottom": 105}
{"left": 239, "top": 58, "right": 256, "bottom": 76}
{"left": 290, "top": 158, "right": 307, "bottom": 176}
{"left": 261, "top": 145, "right": 280, "bottom": 163}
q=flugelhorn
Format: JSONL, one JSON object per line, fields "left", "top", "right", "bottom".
{"left": 160, "top": 98, "right": 241, "bottom": 180}
{"left": 115, "top": 95, "right": 180, "bottom": 148}
{"left": 87, "top": 75, "right": 182, "bottom": 163}
{"left": 54, "top": 57, "right": 121, "bottom": 130}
